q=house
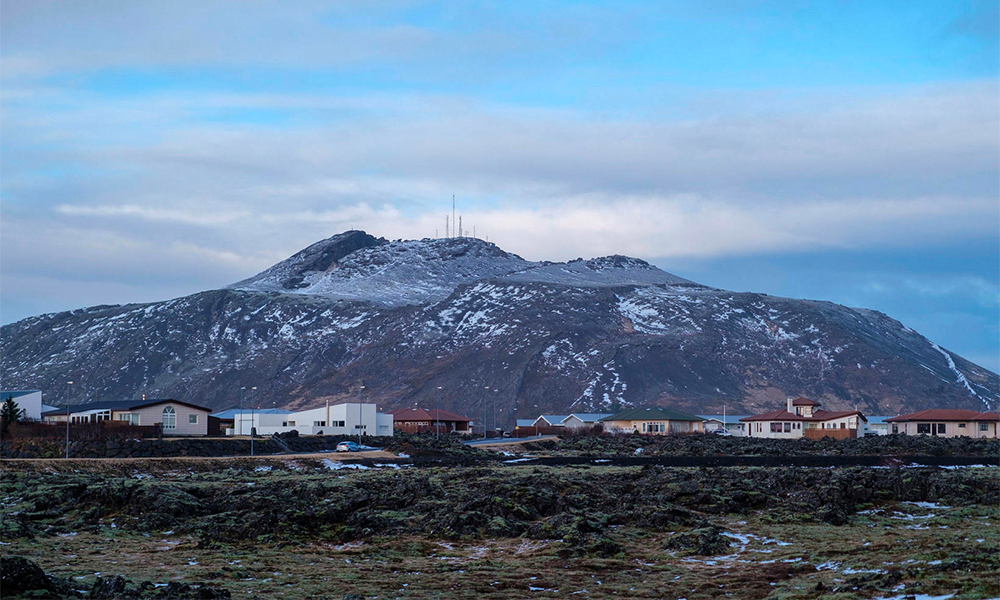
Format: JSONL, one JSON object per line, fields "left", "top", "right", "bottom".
{"left": 599, "top": 407, "right": 705, "bottom": 434}
{"left": 884, "top": 409, "right": 999, "bottom": 438}
{"left": 560, "top": 413, "right": 614, "bottom": 430}
{"left": 210, "top": 408, "right": 292, "bottom": 436}
{"left": 862, "top": 416, "right": 893, "bottom": 436}
{"left": 0, "top": 390, "right": 44, "bottom": 421}
{"left": 531, "top": 415, "right": 569, "bottom": 428}
{"left": 698, "top": 415, "right": 749, "bottom": 435}
{"left": 740, "top": 397, "right": 866, "bottom": 439}
{"left": 42, "top": 399, "right": 212, "bottom": 436}
{"left": 389, "top": 407, "right": 470, "bottom": 434}
{"left": 219, "top": 403, "right": 394, "bottom": 437}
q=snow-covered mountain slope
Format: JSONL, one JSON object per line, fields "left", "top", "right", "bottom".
{"left": 232, "top": 232, "right": 536, "bottom": 307}
{"left": 2, "top": 231, "right": 996, "bottom": 419}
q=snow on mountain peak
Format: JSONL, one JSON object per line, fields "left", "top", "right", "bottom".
{"left": 231, "top": 231, "right": 694, "bottom": 307}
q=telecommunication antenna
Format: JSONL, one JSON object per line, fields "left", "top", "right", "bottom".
{"left": 445, "top": 215, "right": 449, "bottom": 239}
{"left": 452, "top": 195, "right": 456, "bottom": 239}
{"left": 459, "top": 215, "right": 463, "bottom": 238}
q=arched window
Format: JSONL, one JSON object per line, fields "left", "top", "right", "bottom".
{"left": 162, "top": 406, "right": 176, "bottom": 430}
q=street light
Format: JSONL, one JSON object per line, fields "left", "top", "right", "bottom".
{"left": 436, "top": 386, "right": 443, "bottom": 440}
{"left": 65, "top": 381, "right": 73, "bottom": 459}
{"left": 250, "top": 387, "right": 258, "bottom": 456}
{"left": 239, "top": 386, "right": 246, "bottom": 436}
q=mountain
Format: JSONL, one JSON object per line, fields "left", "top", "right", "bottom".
{"left": 2, "top": 231, "right": 996, "bottom": 424}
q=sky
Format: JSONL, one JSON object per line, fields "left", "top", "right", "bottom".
{"left": 1, "top": 0, "right": 998, "bottom": 371}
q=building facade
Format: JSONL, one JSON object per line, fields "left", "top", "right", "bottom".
{"left": 740, "top": 398, "right": 866, "bottom": 439}
{"left": 220, "top": 403, "right": 394, "bottom": 437}
{"left": 600, "top": 407, "right": 705, "bottom": 434}
{"left": 1, "top": 390, "right": 44, "bottom": 421}
{"left": 42, "top": 399, "right": 211, "bottom": 436}
{"left": 885, "top": 409, "right": 999, "bottom": 439}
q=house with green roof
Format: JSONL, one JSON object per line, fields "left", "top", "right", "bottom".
{"left": 599, "top": 407, "right": 705, "bottom": 435}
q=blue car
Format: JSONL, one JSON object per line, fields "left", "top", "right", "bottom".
{"left": 336, "top": 441, "right": 360, "bottom": 452}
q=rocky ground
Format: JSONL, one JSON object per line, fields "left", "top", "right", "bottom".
{"left": 517, "top": 432, "right": 1000, "bottom": 458}
{"left": 1, "top": 456, "right": 997, "bottom": 599}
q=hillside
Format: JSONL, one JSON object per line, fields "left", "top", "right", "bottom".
{"left": 2, "top": 231, "right": 996, "bottom": 423}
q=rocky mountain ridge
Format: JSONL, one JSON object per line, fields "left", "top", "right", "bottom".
{"left": 2, "top": 230, "right": 996, "bottom": 423}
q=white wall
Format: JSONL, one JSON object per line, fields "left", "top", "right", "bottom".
{"left": 230, "top": 403, "right": 394, "bottom": 437}
{"left": 6, "top": 391, "right": 43, "bottom": 421}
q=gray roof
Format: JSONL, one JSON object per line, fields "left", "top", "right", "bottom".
{"left": 601, "top": 407, "right": 705, "bottom": 422}
{"left": 564, "top": 413, "right": 614, "bottom": 423}
{"left": 534, "top": 415, "right": 569, "bottom": 426}
{"left": 41, "top": 398, "right": 211, "bottom": 417}
{"left": 516, "top": 419, "right": 535, "bottom": 427}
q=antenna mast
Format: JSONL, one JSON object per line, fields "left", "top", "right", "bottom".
{"left": 445, "top": 215, "right": 449, "bottom": 239}
{"left": 452, "top": 195, "right": 456, "bottom": 239}
{"left": 459, "top": 215, "right": 463, "bottom": 239}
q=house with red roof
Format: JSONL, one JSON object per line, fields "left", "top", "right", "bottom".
{"left": 885, "top": 409, "right": 999, "bottom": 438}
{"left": 389, "top": 407, "right": 472, "bottom": 434}
{"left": 740, "top": 397, "right": 866, "bottom": 439}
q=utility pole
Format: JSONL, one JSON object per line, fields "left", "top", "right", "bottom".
{"left": 239, "top": 386, "right": 246, "bottom": 436}
{"left": 65, "top": 381, "right": 73, "bottom": 459}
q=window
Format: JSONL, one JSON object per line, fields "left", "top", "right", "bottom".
{"left": 335, "top": 421, "right": 345, "bottom": 427}
{"left": 892, "top": 425, "right": 898, "bottom": 434}
{"left": 188, "top": 414, "right": 198, "bottom": 424}
{"left": 937, "top": 423, "right": 946, "bottom": 434}
{"left": 117, "top": 413, "right": 139, "bottom": 425}
{"left": 958, "top": 423, "right": 966, "bottom": 428}
{"left": 162, "top": 406, "right": 176, "bottom": 430}
{"left": 980, "top": 423, "right": 989, "bottom": 431}
{"left": 314, "top": 421, "right": 326, "bottom": 427}
{"left": 287, "top": 421, "right": 295, "bottom": 426}
{"left": 917, "top": 423, "right": 930, "bottom": 434}
{"left": 783, "top": 423, "right": 791, "bottom": 432}
{"left": 770, "top": 423, "right": 782, "bottom": 432}
{"left": 840, "top": 423, "right": 845, "bottom": 429}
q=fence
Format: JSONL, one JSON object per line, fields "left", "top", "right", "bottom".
{"left": 803, "top": 428, "right": 858, "bottom": 441}
{"left": 511, "top": 425, "right": 566, "bottom": 438}
{"left": 3, "top": 420, "right": 162, "bottom": 442}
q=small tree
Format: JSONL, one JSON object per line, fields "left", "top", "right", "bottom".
{"left": 1, "top": 394, "right": 26, "bottom": 432}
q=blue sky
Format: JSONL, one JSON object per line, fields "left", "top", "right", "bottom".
{"left": 2, "top": 0, "right": 998, "bottom": 370}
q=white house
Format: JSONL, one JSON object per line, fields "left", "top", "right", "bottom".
{"left": 218, "top": 402, "right": 394, "bottom": 437}
{"left": 698, "top": 415, "right": 749, "bottom": 435}
{"left": 740, "top": 397, "right": 866, "bottom": 439}
{"left": 530, "top": 415, "right": 569, "bottom": 428}
{"left": 560, "top": 413, "right": 614, "bottom": 430}
{"left": 1, "top": 390, "right": 44, "bottom": 421}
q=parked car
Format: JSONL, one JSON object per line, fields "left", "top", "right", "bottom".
{"left": 712, "top": 428, "right": 733, "bottom": 435}
{"left": 336, "top": 441, "right": 360, "bottom": 452}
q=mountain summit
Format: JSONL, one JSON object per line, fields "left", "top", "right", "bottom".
{"left": 2, "top": 231, "right": 996, "bottom": 420}
{"left": 231, "top": 232, "right": 690, "bottom": 306}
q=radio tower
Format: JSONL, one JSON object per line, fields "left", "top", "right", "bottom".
{"left": 445, "top": 215, "right": 449, "bottom": 239}
{"left": 452, "top": 195, "right": 456, "bottom": 239}
{"left": 459, "top": 215, "right": 463, "bottom": 238}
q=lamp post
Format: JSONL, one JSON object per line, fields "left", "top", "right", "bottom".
{"left": 359, "top": 386, "right": 366, "bottom": 443}
{"left": 483, "top": 386, "right": 490, "bottom": 439}
{"left": 65, "top": 381, "right": 73, "bottom": 459}
{"left": 250, "top": 386, "right": 257, "bottom": 456}
{"left": 239, "top": 386, "right": 246, "bottom": 436}
{"left": 436, "top": 386, "right": 443, "bottom": 440}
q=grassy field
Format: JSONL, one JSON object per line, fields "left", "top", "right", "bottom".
{"left": 2, "top": 458, "right": 997, "bottom": 599}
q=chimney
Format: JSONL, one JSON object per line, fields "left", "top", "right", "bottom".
{"left": 786, "top": 396, "right": 793, "bottom": 413}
